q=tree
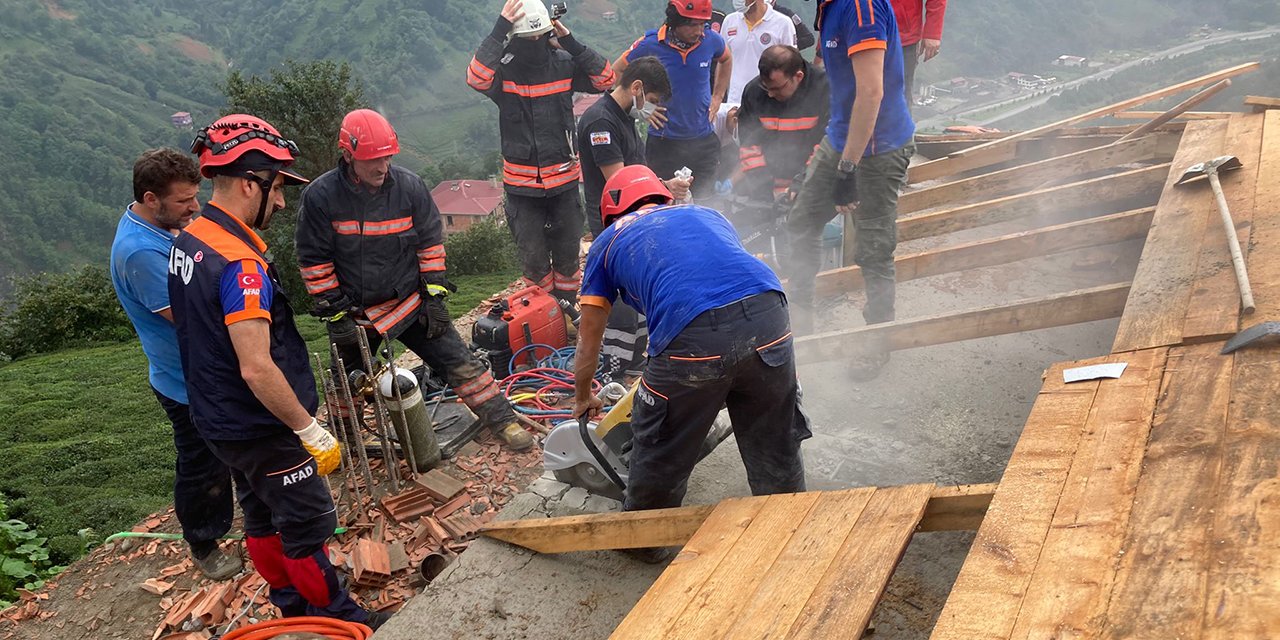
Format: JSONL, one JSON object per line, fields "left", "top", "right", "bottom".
{"left": 221, "top": 60, "right": 367, "bottom": 311}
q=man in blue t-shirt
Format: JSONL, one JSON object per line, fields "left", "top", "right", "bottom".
{"left": 109, "top": 148, "right": 240, "bottom": 580}
{"left": 573, "top": 165, "right": 810, "bottom": 562}
{"left": 787, "top": 0, "right": 915, "bottom": 380}
{"left": 614, "top": 0, "right": 732, "bottom": 199}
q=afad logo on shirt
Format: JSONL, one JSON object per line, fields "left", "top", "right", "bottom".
{"left": 239, "top": 271, "right": 262, "bottom": 297}
{"left": 825, "top": 39, "right": 839, "bottom": 49}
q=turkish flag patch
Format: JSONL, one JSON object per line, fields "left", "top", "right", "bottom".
{"left": 238, "top": 272, "right": 263, "bottom": 289}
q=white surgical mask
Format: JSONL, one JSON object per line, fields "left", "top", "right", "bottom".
{"left": 631, "top": 89, "right": 658, "bottom": 121}
{"left": 733, "top": 0, "right": 763, "bottom": 11}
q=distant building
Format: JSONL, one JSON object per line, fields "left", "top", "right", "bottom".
{"left": 602, "top": 11, "right": 618, "bottom": 22}
{"left": 171, "top": 112, "right": 193, "bottom": 129}
{"left": 1054, "top": 55, "right": 1087, "bottom": 67}
{"left": 430, "top": 179, "right": 504, "bottom": 235}
{"left": 572, "top": 93, "right": 604, "bottom": 123}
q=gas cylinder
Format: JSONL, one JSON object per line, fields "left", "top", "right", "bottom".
{"left": 379, "top": 367, "right": 441, "bottom": 471}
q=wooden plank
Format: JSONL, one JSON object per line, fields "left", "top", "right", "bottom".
{"left": 663, "top": 493, "right": 822, "bottom": 639}
{"left": 1202, "top": 344, "right": 1280, "bottom": 638}
{"left": 795, "top": 283, "right": 1131, "bottom": 365}
{"left": 785, "top": 484, "right": 934, "bottom": 638}
{"left": 1007, "top": 348, "right": 1168, "bottom": 638}
{"left": 1113, "top": 110, "right": 1233, "bottom": 120}
{"left": 1244, "top": 95, "right": 1280, "bottom": 112}
{"left": 900, "top": 136, "right": 1159, "bottom": 214}
{"left": 816, "top": 207, "right": 1153, "bottom": 297}
{"left": 909, "top": 143, "right": 1017, "bottom": 184}
{"left": 931, "top": 360, "right": 1108, "bottom": 640}
{"left": 898, "top": 163, "right": 1167, "bottom": 243}
{"left": 1102, "top": 343, "right": 1233, "bottom": 638}
{"left": 722, "top": 489, "right": 877, "bottom": 640}
{"left": 1112, "top": 118, "right": 1231, "bottom": 352}
{"left": 952, "top": 63, "right": 1260, "bottom": 159}
{"left": 1245, "top": 110, "right": 1280, "bottom": 320}
{"left": 917, "top": 482, "right": 996, "bottom": 532}
{"left": 610, "top": 497, "right": 766, "bottom": 639}
{"left": 480, "top": 505, "right": 715, "bottom": 554}
{"left": 1181, "top": 113, "right": 1266, "bottom": 341}
{"left": 1115, "top": 79, "right": 1233, "bottom": 143}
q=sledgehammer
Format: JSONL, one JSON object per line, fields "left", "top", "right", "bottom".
{"left": 1175, "top": 154, "right": 1254, "bottom": 314}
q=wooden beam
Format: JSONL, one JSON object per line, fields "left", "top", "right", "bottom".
{"left": 901, "top": 136, "right": 1160, "bottom": 214}
{"left": 1244, "top": 95, "right": 1280, "bottom": 113}
{"left": 478, "top": 484, "right": 996, "bottom": 554}
{"left": 899, "top": 163, "right": 1168, "bottom": 243}
{"left": 1112, "top": 110, "right": 1232, "bottom": 120}
{"left": 955, "top": 62, "right": 1259, "bottom": 158}
{"left": 795, "top": 282, "right": 1132, "bottom": 365}
{"left": 1116, "top": 79, "right": 1233, "bottom": 143}
{"left": 816, "top": 207, "right": 1153, "bottom": 297}
{"left": 917, "top": 483, "right": 997, "bottom": 532}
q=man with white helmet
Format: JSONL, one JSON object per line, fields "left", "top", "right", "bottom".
{"left": 467, "top": 0, "right": 614, "bottom": 303}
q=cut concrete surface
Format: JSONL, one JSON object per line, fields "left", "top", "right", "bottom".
{"left": 375, "top": 209, "right": 1143, "bottom": 638}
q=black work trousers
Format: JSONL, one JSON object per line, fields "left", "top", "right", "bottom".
{"left": 505, "top": 188, "right": 584, "bottom": 300}
{"left": 645, "top": 133, "right": 722, "bottom": 200}
{"left": 624, "top": 291, "right": 810, "bottom": 512}
{"left": 152, "top": 388, "right": 235, "bottom": 558}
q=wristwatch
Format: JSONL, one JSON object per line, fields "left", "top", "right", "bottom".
{"left": 837, "top": 158, "right": 858, "bottom": 174}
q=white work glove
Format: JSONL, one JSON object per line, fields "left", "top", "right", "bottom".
{"left": 295, "top": 418, "right": 341, "bottom": 476}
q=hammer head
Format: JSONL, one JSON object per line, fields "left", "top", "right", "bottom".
{"left": 1176, "top": 155, "right": 1243, "bottom": 186}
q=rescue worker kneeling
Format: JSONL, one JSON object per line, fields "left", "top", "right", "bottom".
{"left": 572, "top": 166, "right": 810, "bottom": 561}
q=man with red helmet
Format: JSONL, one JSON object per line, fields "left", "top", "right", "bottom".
{"left": 467, "top": 0, "right": 614, "bottom": 302}
{"left": 169, "top": 115, "right": 388, "bottom": 629}
{"left": 295, "top": 109, "right": 533, "bottom": 452}
{"left": 572, "top": 165, "right": 809, "bottom": 562}
{"left": 613, "top": 0, "right": 732, "bottom": 200}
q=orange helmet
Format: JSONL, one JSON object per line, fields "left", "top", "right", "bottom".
{"left": 600, "top": 165, "right": 674, "bottom": 224}
{"left": 190, "top": 114, "right": 305, "bottom": 183}
{"left": 339, "top": 109, "right": 400, "bottom": 161}
{"left": 668, "top": 0, "right": 713, "bottom": 21}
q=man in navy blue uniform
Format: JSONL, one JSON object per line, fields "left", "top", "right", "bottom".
{"left": 573, "top": 165, "right": 809, "bottom": 561}
{"left": 168, "top": 115, "right": 387, "bottom": 629}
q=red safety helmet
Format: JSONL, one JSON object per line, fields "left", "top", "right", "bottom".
{"left": 190, "top": 114, "right": 305, "bottom": 183}
{"left": 600, "top": 165, "right": 674, "bottom": 224}
{"left": 339, "top": 109, "right": 400, "bottom": 161}
{"left": 668, "top": 0, "right": 713, "bottom": 21}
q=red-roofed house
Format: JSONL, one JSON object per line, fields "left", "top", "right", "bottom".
{"left": 431, "top": 179, "right": 505, "bottom": 235}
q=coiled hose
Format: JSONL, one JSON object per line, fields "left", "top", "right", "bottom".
{"left": 218, "top": 616, "right": 372, "bottom": 639}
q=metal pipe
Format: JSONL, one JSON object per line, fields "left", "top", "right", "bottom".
{"left": 356, "top": 329, "right": 401, "bottom": 493}
{"left": 334, "top": 344, "right": 377, "bottom": 498}
{"left": 315, "top": 353, "right": 360, "bottom": 517}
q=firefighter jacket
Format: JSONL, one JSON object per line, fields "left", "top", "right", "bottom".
{"left": 737, "top": 60, "right": 829, "bottom": 197}
{"left": 467, "top": 17, "right": 615, "bottom": 198}
{"left": 295, "top": 160, "right": 446, "bottom": 338}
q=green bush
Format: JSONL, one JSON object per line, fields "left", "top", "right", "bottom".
{"left": 0, "top": 496, "right": 70, "bottom": 610}
{"left": 444, "top": 216, "right": 519, "bottom": 277}
{"left": 0, "top": 265, "right": 134, "bottom": 360}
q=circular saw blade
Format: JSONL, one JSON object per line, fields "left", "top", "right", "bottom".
{"left": 553, "top": 462, "right": 625, "bottom": 501}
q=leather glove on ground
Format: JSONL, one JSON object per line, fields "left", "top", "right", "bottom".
{"left": 296, "top": 418, "right": 341, "bottom": 476}
{"left": 832, "top": 169, "right": 859, "bottom": 209}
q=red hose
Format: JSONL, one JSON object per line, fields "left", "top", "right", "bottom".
{"left": 220, "top": 616, "right": 373, "bottom": 640}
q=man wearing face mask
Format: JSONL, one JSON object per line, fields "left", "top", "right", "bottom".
{"left": 576, "top": 56, "right": 690, "bottom": 384}
{"left": 722, "top": 0, "right": 796, "bottom": 104}
{"left": 295, "top": 109, "right": 532, "bottom": 452}
{"left": 613, "top": 0, "right": 731, "bottom": 200}
{"left": 168, "top": 115, "right": 390, "bottom": 629}
{"left": 467, "top": 0, "right": 614, "bottom": 302}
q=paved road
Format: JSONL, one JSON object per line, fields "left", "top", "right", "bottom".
{"left": 919, "top": 27, "right": 1280, "bottom": 130}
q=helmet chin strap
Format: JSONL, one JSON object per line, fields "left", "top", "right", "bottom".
{"left": 249, "top": 170, "right": 279, "bottom": 230}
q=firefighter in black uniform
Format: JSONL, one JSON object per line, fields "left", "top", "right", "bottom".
{"left": 169, "top": 114, "right": 388, "bottom": 629}
{"left": 467, "top": 0, "right": 614, "bottom": 301}
{"left": 295, "top": 109, "right": 533, "bottom": 451}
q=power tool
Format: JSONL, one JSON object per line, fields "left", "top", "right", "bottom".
{"left": 472, "top": 285, "right": 568, "bottom": 378}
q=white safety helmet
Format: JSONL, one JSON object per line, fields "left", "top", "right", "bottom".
{"left": 511, "top": 0, "right": 555, "bottom": 38}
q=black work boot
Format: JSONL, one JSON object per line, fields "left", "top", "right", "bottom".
{"left": 363, "top": 609, "right": 393, "bottom": 630}
{"left": 190, "top": 545, "right": 243, "bottom": 581}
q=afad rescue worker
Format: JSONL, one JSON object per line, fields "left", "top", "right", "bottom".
{"left": 572, "top": 166, "right": 810, "bottom": 562}
{"left": 110, "top": 149, "right": 240, "bottom": 580}
{"left": 169, "top": 115, "right": 388, "bottom": 629}
{"left": 734, "top": 44, "right": 829, "bottom": 205}
{"left": 467, "top": 0, "right": 614, "bottom": 301}
{"left": 576, "top": 56, "right": 691, "bottom": 384}
{"left": 295, "top": 110, "right": 533, "bottom": 452}
{"left": 788, "top": 0, "right": 914, "bottom": 378}
{"left": 614, "top": 0, "right": 731, "bottom": 200}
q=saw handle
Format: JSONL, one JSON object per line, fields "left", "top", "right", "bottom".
{"left": 579, "top": 415, "right": 627, "bottom": 492}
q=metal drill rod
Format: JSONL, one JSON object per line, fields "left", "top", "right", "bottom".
{"left": 356, "top": 328, "right": 401, "bottom": 493}
{"left": 315, "top": 353, "right": 361, "bottom": 517}
{"left": 333, "top": 345, "right": 378, "bottom": 498}
{"left": 382, "top": 341, "right": 420, "bottom": 480}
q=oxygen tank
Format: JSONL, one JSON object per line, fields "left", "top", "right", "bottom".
{"left": 379, "top": 367, "right": 441, "bottom": 471}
